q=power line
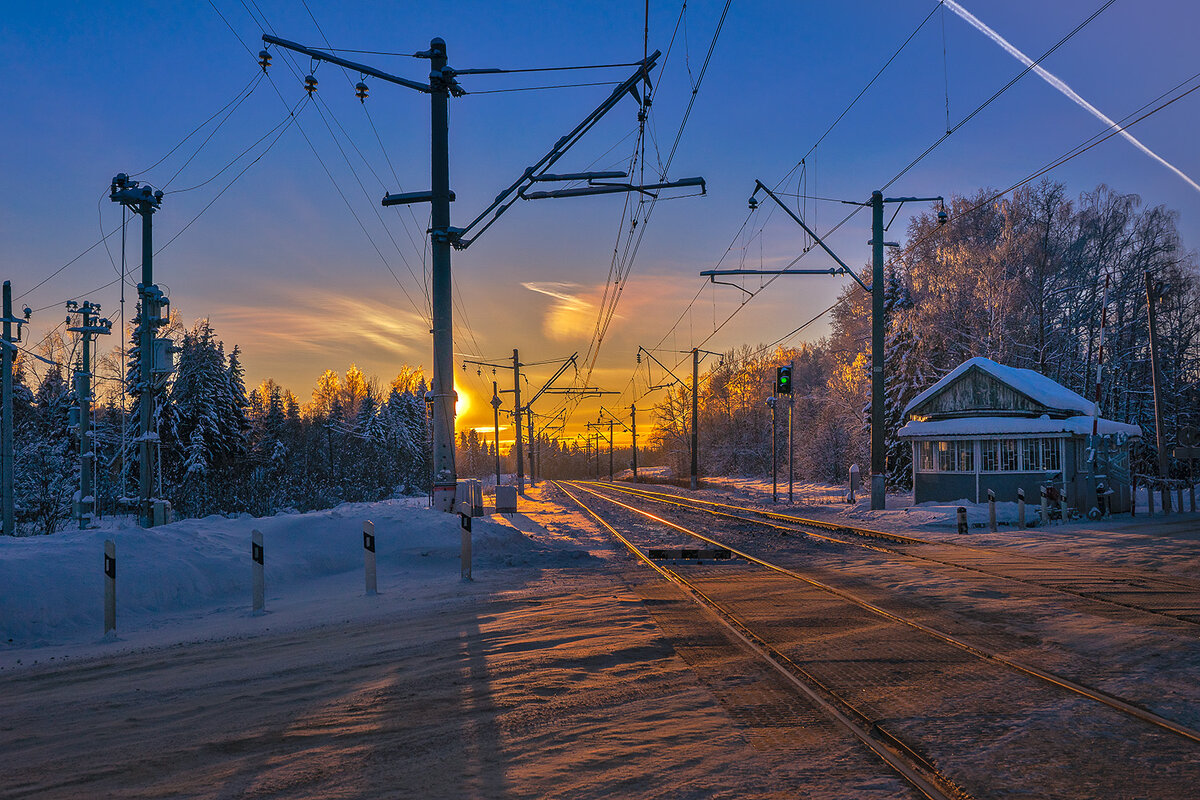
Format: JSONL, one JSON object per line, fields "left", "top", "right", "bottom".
{"left": 644, "top": 0, "right": 1118, "bottom": 384}
{"left": 30, "top": 96, "right": 306, "bottom": 315}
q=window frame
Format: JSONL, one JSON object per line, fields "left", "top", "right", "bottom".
{"left": 913, "top": 435, "right": 1065, "bottom": 474}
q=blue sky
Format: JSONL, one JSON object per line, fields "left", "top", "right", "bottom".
{"left": 3, "top": 1, "right": 1197, "bottom": 439}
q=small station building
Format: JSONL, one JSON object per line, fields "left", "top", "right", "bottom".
{"left": 897, "top": 357, "right": 1141, "bottom": 514}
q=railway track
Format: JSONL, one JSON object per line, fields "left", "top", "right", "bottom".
{"left": 554, "top": 479, "right": 1200, "bottom": 800}
{"left": 580, "top": 479, "right": 1200, "bottom": 627}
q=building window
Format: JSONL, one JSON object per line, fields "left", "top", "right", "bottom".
{"left": 935, "top": 440, "right": 973, "bottom": 472}
{"left": 917, "top": 441, "right": 935, "bottom": 472}
{"left": 937, "top": 441, "right": 955, "bottom": 471}
{"left": 1019, "top": 438, "right": 1062, "bottom": 472}
{"left": 999, "top": 439, "right": 1019, "bottom": 471}
{"left": 1040, "top": 437, "right": 1061, "bottom": 471}
{"left": 1022, "top": 439, "right": 1039, "bottom": 472}
{"left": 982, "top": 439, "right": 1021, "bottom": 472}
{"left": 958, "top": 440, "right": 975, "bottom": 472}
{"left": 981, "top": 440, "right": 998, "bottom": 472}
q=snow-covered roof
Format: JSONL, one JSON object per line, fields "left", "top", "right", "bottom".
{"left": 903, "top": 357, "right": 1098, "bottom": 417}
{"left": 897, "top": 415, "right": 1142, "bottom": 439}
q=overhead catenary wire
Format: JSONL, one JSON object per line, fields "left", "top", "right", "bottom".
{"left": 30, "top": 95, "right": 307, "bottom": 315}
{"left": 637, "top": 0, "right": 1119, "bottom": 396}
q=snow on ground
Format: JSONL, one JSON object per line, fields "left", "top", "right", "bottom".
{"left": 0, "top": 498, "right": 593, "bottom": 663}
{"left": 2, "top": 490, "right": 894, "bottom": 800}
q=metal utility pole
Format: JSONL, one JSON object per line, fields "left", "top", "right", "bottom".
{"left": 530, "top": 410, "right": 540, "bottom": 484}
{"left": 687, "top": 348, "right": 721, "bottom": 491}
{"left": 110, "top": 174, "right": 165, "bottom": 527}
{"left": 490, "top": 381, "right": 502, "bottom": 487}
{"left": 691, "top": 348, "right": 699, "bottom": 490}
{"left": 1146, "top": 271, "right": 1171, "bottom": 512}
{"left": 767, "top": 395, "right": 778, "bottom": 502}
{"left": 630, "top": 404, "right": 638, "bottom": 482}
{"left": 869, "top": 191, "right": 887, "bottom": 511}
{"left": 609, "top": 418, "right": 614, "bottom": 480}
{"left": 788, "top": 360, "right": 795, "bottom": 504}
{"left": 599, "top": 406, "right": 631, "bottom": 483}
{"left": 67, "top": 301, "right": 112, "bottom": 529}
{"left": 262, "top": 35, "right": 702, "bottom": 512}
{"left": 2, "top": 282, "right": 30, "bottom": 536}
{"left": 427, "top": 39, "right": 456, "bottom": 510}
{"left": 512, "top": 350, "right": 524, "bottom": 495}
{"left": 703, "top": 180, "right": 945, "bottom": 511}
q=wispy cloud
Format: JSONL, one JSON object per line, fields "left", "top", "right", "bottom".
{"left": 945, "top": 0, "right": 1200, "bottom": 194}
{"left": 218, "top": 294, "right": 427, "bottom": 358}
{"left": 522, "top": 281, "right": 606, "bottom": 340}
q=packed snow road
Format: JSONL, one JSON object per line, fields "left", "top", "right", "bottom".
{"left": 5, "top": 487, "right": 1200, "bottom": 798}
{"left": 2, "top": 494, "right": 918, "bottom": 799}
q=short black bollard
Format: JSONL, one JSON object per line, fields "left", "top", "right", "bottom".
{"left": 459, "top": 510, "right": 472, "bottom": 580}
{"left": 363, "top": 520, "right": 377, "bottom": 596}
{"left": 252, "top": 529, "right": 265, "bottom": 612}
{"left": 956, "top": 506, "right": 968, "bottom": 535}
{"left": 1017, "top": 487, "right": 1026, "bottom": 529}
{"left": 104, "top": 539, "right": 116, "bottom": 635}
{"left": 987, "top": 489, "right": 997, "bottom": 532}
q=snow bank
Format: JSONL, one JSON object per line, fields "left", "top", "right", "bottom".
{"left": 0, "top": 500, "right": 587, "bottom": 648}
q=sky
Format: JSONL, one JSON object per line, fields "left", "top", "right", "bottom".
{"left": 2, "top": 0, "right": 1198, "bottom": 448}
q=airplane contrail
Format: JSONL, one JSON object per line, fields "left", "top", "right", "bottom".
{"left": 944, "top": 0, "right": 1200, "bottom": 194}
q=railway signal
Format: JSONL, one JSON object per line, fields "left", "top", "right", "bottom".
{"left": 776, "top": 365, "right": 792, "bottom": 395}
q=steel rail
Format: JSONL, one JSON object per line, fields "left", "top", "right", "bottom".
{"left": 562, "top": 480, "right": 1200, "bottom": 746}
{"left": 553, "top": 481, "right": 963, "bottom": 800}
{"left": 584, "top": 480, "right": 1200, "bottom": 623}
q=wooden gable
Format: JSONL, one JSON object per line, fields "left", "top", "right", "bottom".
{"left": 908, "top": 365, "right": 1053, "bottom": 420}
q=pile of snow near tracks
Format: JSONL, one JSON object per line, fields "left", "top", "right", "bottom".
{"left": 0, "top": 500, "right": 588, "bottom": 651}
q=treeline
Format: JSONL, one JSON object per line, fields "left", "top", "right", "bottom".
{"left": 8, "top": 318, "right": 432, "bottom": 533}
{"left": 649, "top": 182, "right": 1200, "bottom": 488}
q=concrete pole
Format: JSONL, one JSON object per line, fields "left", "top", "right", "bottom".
{"left": 138, "top": 207, "right": 156, "bottom": 527}
{"left": 870, "top": 190, "right": 886, "bottom": 511}
{"left": 429, "top": 38, "right": 457, "bottom": 513}
{"left": 690, "top": 347, "right": 699, "bottom": 490}
{"left": 631, "top": 404, "right": 638, "bottom": 482}
{"left": 78, "top": 304, "right": 93, "bottom": 529}
{"left": 2, "top": 281, "right": 13, "bottom": 536}
{"left": 1145, "top": 271, "right": 1171, "bottom": 512}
